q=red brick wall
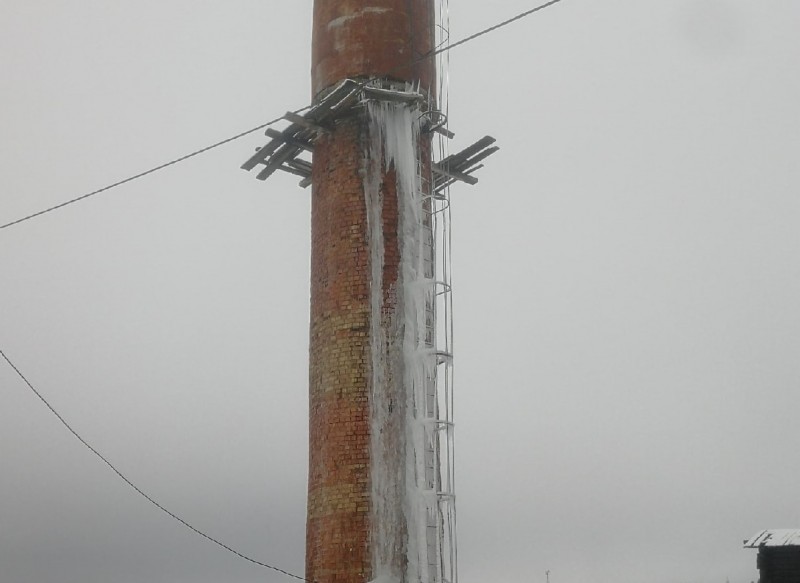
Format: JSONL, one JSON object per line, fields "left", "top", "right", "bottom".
{"left": 307, "top": 3, "right": 435, "bottom": 583}
{"left": 306, "top": 115, "right": 405, "bottom": 583}
{"left": 307, "top": 117, "right": 373, "bottom": 583}
{"left": 312, "top": 0, "right": 435, "bottom": 98}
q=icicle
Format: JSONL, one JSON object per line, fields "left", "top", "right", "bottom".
{"left": 364, "top": 93, "right": 437, "bottom": 583}
{"left": 364, "top": 97, "right": 400, "bottom": 583}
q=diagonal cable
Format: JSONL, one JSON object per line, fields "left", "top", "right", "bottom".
{"left": 430, "top": 0, "right": 565, "bottom": 57}
{"left": 0, "top": 347, "right": 311, "bottom": 583}
{"left": 0, "top": 111, "right": 307, "bottom": 231}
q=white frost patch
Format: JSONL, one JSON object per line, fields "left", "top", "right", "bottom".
{"left": 328, "top": 7, "right": 390, "bottom": 30}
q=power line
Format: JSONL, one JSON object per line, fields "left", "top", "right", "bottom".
{"left": 431, "top": 0, "right": 565, "bottom": 57}
{"left": 0, "top": 111, "right": 304, "bottom": 231}
{"left": 0, "top": 0, "right": 566, "bottom": 233}
{"left": 0, "top": 347, "right": 311, "bottom": 583}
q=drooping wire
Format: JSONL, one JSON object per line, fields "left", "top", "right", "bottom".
{"left": 0, "top": 0, "right": 567, "bottom": 233}
{"left": 0, "top": 347, "right": 312, "bottom": 583}
{"left": 0, "top": 108, "right": 309, "bottom": 231}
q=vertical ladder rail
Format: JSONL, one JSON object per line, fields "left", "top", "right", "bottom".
{"left": 417, "top": 157, "right": 457, "bottom": 583}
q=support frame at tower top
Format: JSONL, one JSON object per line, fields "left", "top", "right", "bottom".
{"left": 241, "top": 79, "right": 498, "bottom": 191}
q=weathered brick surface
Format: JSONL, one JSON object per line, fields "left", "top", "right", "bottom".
{"left": 312, "top": 0, "right": 435, "bottom": 98}
{"left": 308, "top": 3, "right": 435, "bottom": 583}
{"left": 308, "top": 117, "right": 372, "bottom": 583}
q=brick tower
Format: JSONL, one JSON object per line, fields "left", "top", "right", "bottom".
{"left": 306, "top": 3, "right": 435, "bottom": 583}
{"left": 241, "top": 5, "right": 495, "bottom": 582}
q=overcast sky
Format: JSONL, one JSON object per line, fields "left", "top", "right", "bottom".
{"left": 2, "top": 2, "right": 799, "bottom": 583}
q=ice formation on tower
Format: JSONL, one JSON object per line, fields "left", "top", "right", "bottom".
{"left": 363, "top": 92, "right": 450, "bottom": 583}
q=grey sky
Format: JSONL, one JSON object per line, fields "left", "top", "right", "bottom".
{"left": 2, "top": 2, "right": 799, "bottom": 583}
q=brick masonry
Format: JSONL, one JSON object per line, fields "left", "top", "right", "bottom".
{"left": 311, "top": 1, "right": 435, "bottom": 98}
{"left": 308, "top": 3, "right": 435, "bottom": 583}
{"left": 307, "top": 116, "right": 373, "bottom": 583}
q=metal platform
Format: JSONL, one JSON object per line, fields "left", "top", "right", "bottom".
{"left": 241, "top": 79, "right": 498, "bottom": 193}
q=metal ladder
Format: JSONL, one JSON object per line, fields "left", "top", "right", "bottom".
{"left": 417, "top": 165, "right": 457, "bottom": 583}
